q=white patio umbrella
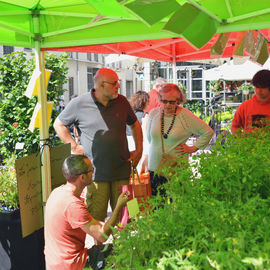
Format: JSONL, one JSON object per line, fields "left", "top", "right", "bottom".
{"left": 205, "top": 58, "right": 270, "bottom": 81}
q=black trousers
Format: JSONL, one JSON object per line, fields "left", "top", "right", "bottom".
{"left": 149, "top": 171, "right": 168, "bottom": 196}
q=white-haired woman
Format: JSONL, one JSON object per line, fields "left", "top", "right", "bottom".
{"left": 142, "top": 83, "right": 214, "bottom": 196}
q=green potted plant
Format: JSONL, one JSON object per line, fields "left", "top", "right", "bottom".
{"left": 209, "top": 80, "right": 224, "bottom": 93}
{"left": 0, "top": 154, "right": 19, "bottom": 215}
{"left": 0, "top": 155, "right": 45, "bottom": 270}
{"left": 237, "top": 82, "right": 254, "bottom": 95}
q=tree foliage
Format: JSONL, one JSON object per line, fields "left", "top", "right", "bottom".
{"left": 0, "top": 51, "right": 68, "bottom": 163}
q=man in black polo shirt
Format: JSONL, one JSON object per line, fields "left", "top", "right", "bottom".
{"left": 54, "top": 68, "right": 143, "bottom": 228}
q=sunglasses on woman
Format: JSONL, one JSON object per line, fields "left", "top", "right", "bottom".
{"left": 160, "top": 99, "right": 177, "bottom": 105}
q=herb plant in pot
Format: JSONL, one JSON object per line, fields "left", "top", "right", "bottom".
{"left": 0, "top": 155, "right": 45, "bottom": 270}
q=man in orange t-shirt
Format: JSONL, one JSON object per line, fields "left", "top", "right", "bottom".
{"left": 44, "top": 155, "right": 129, "bottom": 270}
{"left": 231, "top": 70, "right": 270, "bottom": 134}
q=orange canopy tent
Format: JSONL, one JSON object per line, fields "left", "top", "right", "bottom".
{"left": 45, "top": 31, "right": 270, "bottom": 64}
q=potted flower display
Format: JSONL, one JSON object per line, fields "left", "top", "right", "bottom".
{"left": 209, "top": 80, "right": 224, "bottom": 93}
{"left": 0, "top": 155, "right": 45, "bottom": 270}
{"left": 237, "top": 82, "right": 254, "bottom": 95}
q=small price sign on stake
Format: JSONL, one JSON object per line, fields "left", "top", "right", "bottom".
{"left": 127, "top": 198, "right": 139, "bottom": 218}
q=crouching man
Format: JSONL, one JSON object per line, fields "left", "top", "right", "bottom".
{"left": 44, "top": 155, "right": 129, "bottom": 270}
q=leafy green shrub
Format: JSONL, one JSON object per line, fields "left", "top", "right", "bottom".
{"left": 184, "top": 100, "right": 204, "bottom": 115}
{"left": 0, "top": 51, "right": 68, "bottom": 162}
{"left": 106, "top": 128, "right": 270, "bottom": 269}
{"left": 220, "top": 110, "right": 234, "bottom": 122}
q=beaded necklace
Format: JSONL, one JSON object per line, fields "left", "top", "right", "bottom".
{"left": 161, "top": 107, "right": 177, "bottom": 139}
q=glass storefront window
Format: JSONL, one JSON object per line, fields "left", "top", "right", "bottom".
{"left": 158, "top": 69, "right": 166, "bottom": 79}
{"left": 192, "top": 80, "right": 202, "bottom": 91}
{"left": 192, "top": 92, "right": 202, "bottom": 98}
{"left": 192, "top": 70, "right": 202, "bottom": 78}
{"left": 177, "top": 70, "right": 188, "bottom": 79}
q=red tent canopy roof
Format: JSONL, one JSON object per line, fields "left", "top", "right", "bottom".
{"left": 45, "top": 30, "right": 270, "bottom": 63}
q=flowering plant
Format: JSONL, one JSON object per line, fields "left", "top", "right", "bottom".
{"left": 209, "top": 80, "right": 224, "bottom": 92}
{"left": 237, "top": 82, "right": 254, "bottom": 93}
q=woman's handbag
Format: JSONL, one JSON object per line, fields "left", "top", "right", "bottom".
{"left": 156, "top": 152, "right": 178, "bottom": 176}
{"left": 119, "top": 168, "right": 152, "bottom": 228}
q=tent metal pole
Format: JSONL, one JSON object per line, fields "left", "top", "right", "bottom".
{"left": 186, "top": 0, "right": 223, "bottom": 23}
{"left": 172, "top": 43, "right": 177, "bottom": 84}
{"left": 173, "top": 60, "right": 177, "bottom": 84}
{"left": 225, "top": 0, "right": 233, "bottom": 18}
{"left": 33, "top": 13, "right": 52, "bottom": 211}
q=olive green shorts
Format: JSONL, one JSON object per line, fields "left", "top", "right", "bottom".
{"left": 86, "top": 179, "right": 129, "bottom": 221}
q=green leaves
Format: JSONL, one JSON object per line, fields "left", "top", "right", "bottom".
{"left": 106, "top": 128, "right": 270, "bottom": 269}
{"left": 0, "top": 51, "right": 68, "bottom": 162}
{"left": 0, "top": 154, "right": 18, "bottom": 209}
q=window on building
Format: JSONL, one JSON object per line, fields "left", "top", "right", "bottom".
{"left": 126, "top": 80, "right": 133, "bottom": 98}
{"left": 158, "top": 68, "right": 166, "bottom": 79}
{"left": 87, "top": 67, "right": 99, "bottom": 91}
{"left": 24, "top": 48, "right": 32, "bottom": 52}
{"left": 69, "top": 77, "right": 74, "bottom": 100}
{"left": 192, "top": 92, "right": 202, "bottom": 98}
{"left": 87, "top": 53, "right": 92, "bottom": 61}
{"left": 177, "top": 70, "right": 188, "bottom": 91}
{"left": 192, "top": 70, "right": 202, "bottom": 78}
{"left": 179, "top": 71, "right": 187, "bottom": 79}
{"left": 67, "top": 52, "right": 73, "bottom": 59}
{"left": 192, "top": 80, "right": 202, "bottom": 91}
{"left": 94, "top": 53, "right": 99, "bottom": 62}
{"left": 191, "top": 69, "right": 203, "bottom": 100}
{"left": 87, "top": 71, "right": 94, "bottom": 91}
{"left": 3, "top": 46, "right": 14, "bottom": 54}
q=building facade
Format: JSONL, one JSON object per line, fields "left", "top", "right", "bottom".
{"left": 0, "top": 46, "right": 216, "bottom": 105}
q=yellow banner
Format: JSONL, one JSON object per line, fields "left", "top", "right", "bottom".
{"left": 28, "top": 102, "right": 54, "bottom": 132}
{"left": 25, "top": 69, "right": 52, "bottom": 98}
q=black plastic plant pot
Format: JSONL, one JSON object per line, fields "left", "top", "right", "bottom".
{"left": 0, "top": 209, "right": 45, "bottom": 270}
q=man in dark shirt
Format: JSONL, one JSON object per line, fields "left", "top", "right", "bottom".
{"left": 54, "top": 68, "right": 142, "bottom": 231}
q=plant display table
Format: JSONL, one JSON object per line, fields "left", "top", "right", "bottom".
{"left": 0, "top": 209, "right": 45, "bottom": 270}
